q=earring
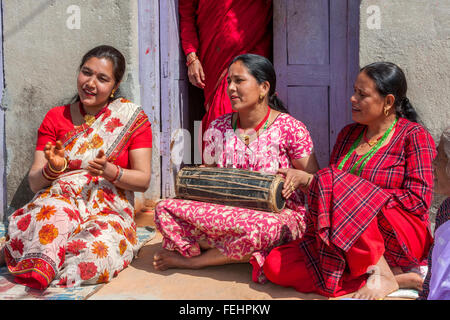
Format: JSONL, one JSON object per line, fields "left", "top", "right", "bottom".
{"left": 259, "top": 94, "right": 265, "bottom": 101}
{"left": 110, "top": 90, "right": 116, "bottom": 99}
{"left": 384, "top": 108, "right": 389, "bottom": 116}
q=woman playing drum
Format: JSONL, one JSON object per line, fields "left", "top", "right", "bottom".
{"left": 153, "top": 54, "right": 319, "bottom": 283}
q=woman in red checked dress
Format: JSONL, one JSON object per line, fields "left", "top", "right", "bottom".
{"left": 0, "top": 45, "right": 152, "bottom": 290}
{"left": 263, "top": 62, "right": 436, "bottom": 299}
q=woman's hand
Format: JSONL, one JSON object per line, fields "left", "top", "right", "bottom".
{"left": 44, "top": 140, "right": 66, "bottom": 171}
{"left": 187, "top": 57, "right": 205, "bottom": 89}
{"left": 87, "top": 149, "right": 110, "bottom": 177}
{"left": 277, "top": 168, "right": 312, "bottom": 199}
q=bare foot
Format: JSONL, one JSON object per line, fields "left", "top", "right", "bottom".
{"left": 352, "top": 257, "right": 399, "bottom": 300}
{"left": 395, "top": 272, "right": 423, "bottom": 291}
{"left": 153, "top": 247, "right": 249, "bottom": 271}
{"left": 153, "top": 249, "right": 197, "bottom": 271}
{"left": 392, "top": 266, "right": 424, "bottom": 291}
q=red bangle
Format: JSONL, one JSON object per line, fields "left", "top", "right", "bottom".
{"left": 110, "top": 165, "right": 120, "bottom": 182}
{"left": 108, "top": 165, "right": 123, "bottom": 184}
{"left": 42, "top": 165, "right": 59, "bottom": 181}
{"left": 186, "top": 56, "right": 198, "bottom": 67}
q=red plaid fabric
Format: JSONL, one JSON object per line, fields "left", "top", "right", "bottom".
{"left": 299, "top": 118, "right": 436, "bottom": 296}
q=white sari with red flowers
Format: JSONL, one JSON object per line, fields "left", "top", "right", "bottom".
{"left": 4, "top": 98, "right": 149, "bottom": 290}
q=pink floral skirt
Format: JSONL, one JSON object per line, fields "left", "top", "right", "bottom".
{"left": 154, "top": 199, "right": 306, "bottom": 283}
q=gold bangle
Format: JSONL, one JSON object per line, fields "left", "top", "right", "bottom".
{"left": 42, "top": 167, "right": 57, "bottom": 181}
{"left": 186, "top": 56, "right": 198, "bottom": 67}
{"left": 48, "top": 158, "right": 68, "bottom": 174}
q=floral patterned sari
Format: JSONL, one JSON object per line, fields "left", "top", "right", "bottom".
{"left": 4, "top": 98, "right": 149, "bottom": 290}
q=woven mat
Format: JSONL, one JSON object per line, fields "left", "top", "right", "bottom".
{"left": 0, "top": 222, "right": 155, "bottom": 300}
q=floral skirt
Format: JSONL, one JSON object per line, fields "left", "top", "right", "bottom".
{"left": 4, "top": 181, "right": 139, "bottom": 290}
{"left": 154, "top": 199, "right": 306, "bottom": 283}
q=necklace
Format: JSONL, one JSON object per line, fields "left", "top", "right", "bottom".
{"left": 363, "top": 129, "right": 383, "bottom": 147}
{"left": 338, "top": 118, "right": 398, "bottom": 176}
{"left": 79, "top": 101, "right": 111, "bottom": 126}
{"left": 233, "top": 107, "right": 271, "bottom": 145}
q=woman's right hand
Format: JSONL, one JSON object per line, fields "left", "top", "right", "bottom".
{"left": 187, "top": 56, "right": 206, "bottom": 89}
{"left": 44, "top": 140, "right": 66, "bottom": 171}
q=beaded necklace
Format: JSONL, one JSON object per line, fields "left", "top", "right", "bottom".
{"left": 337, "top": 118, "right": 398, "bottom": 176}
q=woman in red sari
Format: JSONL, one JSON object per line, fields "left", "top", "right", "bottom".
{"left": 263, "top": 62, "right": 436, "bottom": 299}
{"left": 179, "top": 0, "right": 273, "bottom": 141}
{"left": 0, "top": 45, "right": 152, "bottom": 290}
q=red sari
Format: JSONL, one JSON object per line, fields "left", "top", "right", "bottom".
{"left": 179, "top": 0, "right": 273, "bottom": 137}
{"left": 263, "top": 118, "right": 436, "bottom": 297}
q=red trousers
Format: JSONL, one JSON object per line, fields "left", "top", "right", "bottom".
{"left": 263, "top": 207, "right": 431, "bottom": 297}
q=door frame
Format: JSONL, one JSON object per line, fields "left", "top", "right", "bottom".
{"left": 0, "top": 0, "right": 6, "bottom": 221}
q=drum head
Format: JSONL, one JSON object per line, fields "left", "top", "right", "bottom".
{"left": 274, "top": 181, "right": 286, "bottom": 212}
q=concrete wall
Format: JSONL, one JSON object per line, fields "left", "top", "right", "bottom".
{"left": 2, "top": 0, "right": 140, "bottom": 218}
{"left": 360, "top": 0, "right": 450, "bottom": 223}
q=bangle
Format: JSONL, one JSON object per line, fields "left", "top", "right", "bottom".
{"left": 48, "top": 158, "right": 68, "bottom": 174}
{"left": 42, "top": 166, "right": 58, "bottom": 181}
{"left": 110, "top": 166, "right": 123, "bottom": 184}
{"left": 186, "top": 56, "right": 198, "bottom": 67}
{"left": 115, "top": 167, "right": 124, "bottom": 183}
{"left": 110, "top": 165, "right": 120, "bottom": 182}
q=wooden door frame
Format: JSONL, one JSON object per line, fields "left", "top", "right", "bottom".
{"left": 138, "top": 0, "right": 161, "bottom": 200}
{"left": 0, "top": 0, "right": 6, "bottom": 222}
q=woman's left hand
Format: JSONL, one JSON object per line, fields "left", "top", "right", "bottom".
{"left": 277, "top": 168, "right": 310, "bottom": 199}
{"left": 87, "top": 149, "right": 109, "bottom": 177}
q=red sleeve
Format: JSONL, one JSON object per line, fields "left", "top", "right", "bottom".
{"left": 36, "top": 105, "right": 73, "bottom": 151}
{"left": 179, "top": 0, "right": 200, "bottom": 56}
{"left": 384, "top": 126, "right": 437, "bottom": 217}
{"left": 129, "top": 121, "right": 152, "bottom": 150}
{"left": 36, "top": 109, "right": 57, "bottom": 151}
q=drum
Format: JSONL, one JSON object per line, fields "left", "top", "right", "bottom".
{"left": 175, "top": 167, "right": 286, "bottom": 213}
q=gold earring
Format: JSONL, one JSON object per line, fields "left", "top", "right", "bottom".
{"left": 384, "top": 108, "right": 389, "bottom": 116}
{"left": 110, "top": 90, "right": 116, "bottom": 99}
{"left": 259, "top": 94, "right": 265, "bottom": 101}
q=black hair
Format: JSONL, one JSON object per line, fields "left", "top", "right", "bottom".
{"left": 229, "top": 53, "right": 289, "bottom": 114}
{"left": 74, "top": 45, "right": 126, "bottom": 102}
{"left": 360, "top": 62, "right": 418, "bottom": 122}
